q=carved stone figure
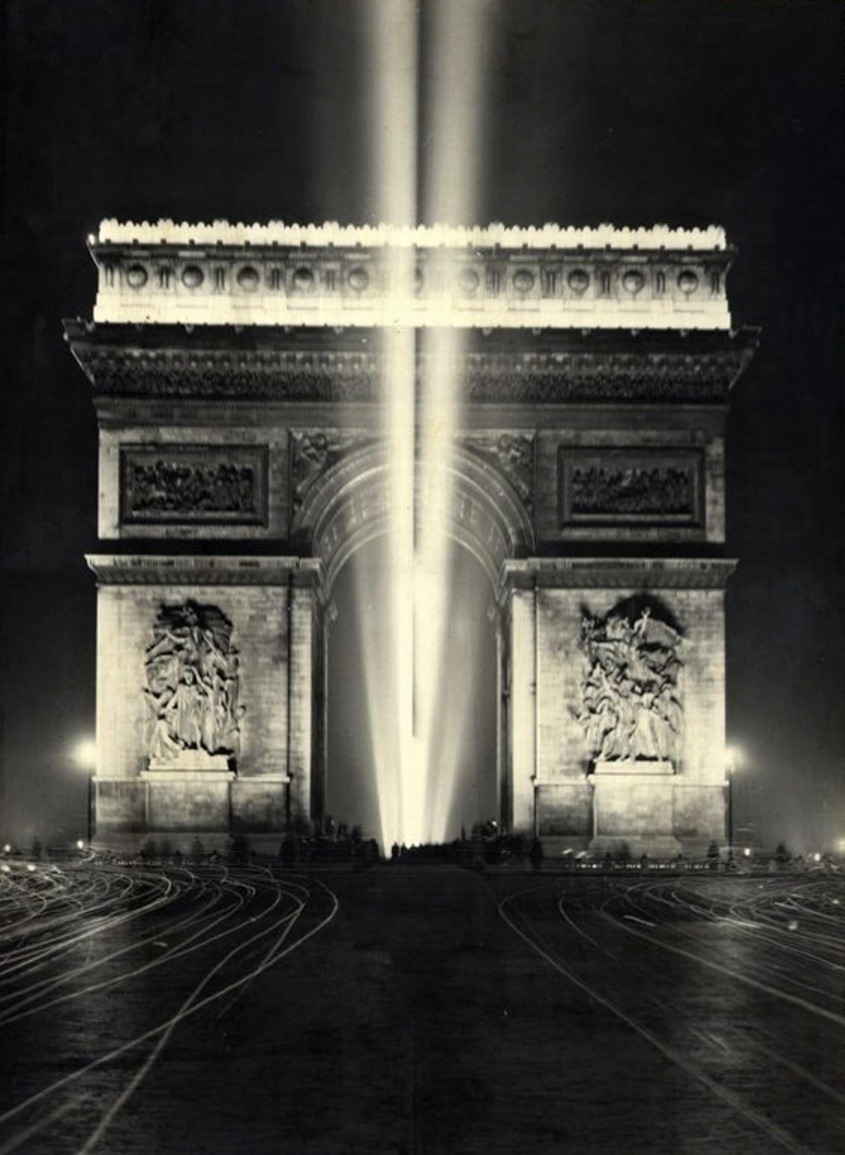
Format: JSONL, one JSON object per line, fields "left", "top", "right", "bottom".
{"left": 578, "top": 603, "right": 683, "bottom": 763}
{"left": 290, "top": 430, "right": 373, "bottom": 512}
{"left": 144, "top": 601, "right": 242, "bottom": 764}
{"left": 570, "top": 463, "right": 694, "bottom": 517}
{"left": 465, "top": 433, "right": 534, "bottom": 507}
{"left": 126, "top": 457, "right": 258, "bottom": 517}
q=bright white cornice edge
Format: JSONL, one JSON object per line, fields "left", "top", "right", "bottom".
{"left": 95, "top": 220, "right": 729, "bottom": 250}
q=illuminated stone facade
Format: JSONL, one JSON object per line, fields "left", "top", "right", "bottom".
{"left": 66, "top": 221, "right": 756, "bottom": 854}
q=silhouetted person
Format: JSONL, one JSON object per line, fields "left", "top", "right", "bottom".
{"left": 530, "top": 838, "right": 544, "bottom": 873}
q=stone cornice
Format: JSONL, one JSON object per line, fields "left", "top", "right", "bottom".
{"left": 65, "top": 322, "right": 758, "bottom": 405}
{"left": 85, "top": 554, "right": 324, "bottom": 587}
{"left": 87, "top": 220, "right": 735, "bottom": 330}
{"left": 64, "top": 321, "right": 754, "bottom": 355}
{"left": 500, "top": 557, "right": 738, "bottom": 591}
{"left": 85, "top": 552, "right": 736, "bottom": 592}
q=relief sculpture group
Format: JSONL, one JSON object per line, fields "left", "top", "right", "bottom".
{"left": 578, "top": 605, "right": 683, "bottom": 763}
{"left": 144, "top": 601, "right": 242, "bottom": 764}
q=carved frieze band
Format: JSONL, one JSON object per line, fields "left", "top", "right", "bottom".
{"left": 85, "top": 554, "right": 323, "bottom": 587}
{"left": 91, "top": 222, "right": 734, "bottom": 330}
{"left": 501, "top": 558, "right": 736, "bottom": 591}
{"left": 120, "top": 446, "right": 268, "bottom": 525}
{"left": 559, "top": 448, "right": 703, "bottom": 527}
{"left": 77, "top": 346, "right": 752, "bottom": 404}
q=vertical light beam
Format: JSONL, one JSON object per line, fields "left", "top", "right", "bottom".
{"left": 416, "top": 2, "right": 491, "bottom": 841}
{"left": 362, "top": 0, "right": 419, "bottom": 851}
{"left": 358, "top": 0, "right": 491, "bottom": 849}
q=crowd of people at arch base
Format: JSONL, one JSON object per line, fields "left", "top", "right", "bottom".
{"left": 34, "top": 822, "right": 834, "bottom": 874}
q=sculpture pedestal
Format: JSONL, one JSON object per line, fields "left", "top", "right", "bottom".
{"left": 147, "top": 750, "right": 231, "bottom": 773}
{"left": 231, "top": 776, "right": 291, "bottom": 833}
{"left": 588, "top": 760, "right": 680, "bottom": 858}
{"left": 141, "top": 762, "right": 235, "bottom": 832}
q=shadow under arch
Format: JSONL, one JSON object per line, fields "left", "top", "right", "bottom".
{"left": 295, "top": 441, "right": 535, "bottom": 594}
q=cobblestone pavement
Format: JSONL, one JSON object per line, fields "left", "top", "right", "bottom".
{"left": 0, "top": 859, "right": 842, "bottom": 1154}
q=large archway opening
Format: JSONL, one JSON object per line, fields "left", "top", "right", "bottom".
{"left": 326, "top": 534, "right": 497, "bottom": 849}
{"left": 302, "top": 441, "right": 533, "bottom": 850}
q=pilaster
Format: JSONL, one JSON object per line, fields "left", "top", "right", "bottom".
{"left": 507, "top": 586, "right": 538, "bottom": 834}
{"left": 285, "top": 560, "right": 328, "bottom": 828}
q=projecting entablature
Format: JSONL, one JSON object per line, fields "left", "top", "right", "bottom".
{"left": 87, "top": 219, "right": 736, "bottom": 331}
{"left": 64, "top": 323, "right": 757, "bottom": 408}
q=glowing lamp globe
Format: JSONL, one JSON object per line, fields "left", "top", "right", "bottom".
{"left": 73, "top": 739, "right": 97, "bottom": 769}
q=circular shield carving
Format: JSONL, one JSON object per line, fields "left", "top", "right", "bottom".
{"left": 292, "top": 266, "right": 315, "bottom": 292}
{"left": 622, "top": 269, "right": 645, "bottom": 294}
{"left": 677, "top": 269, "right": 699, "bottom": 294}
{"left": 237, "top": 265, "right": 260, "bottom": 291}
{"left": 347, "top": 266, "right": 370, "bottom": 292}
{"left": 181, "top": 265, "right": 204, "bottom": 289}
{"left": 125, "top": 264, "right": 148, "bottom": 289}
{"left": 567, "top": 268, "right": 590, "bottom": 293}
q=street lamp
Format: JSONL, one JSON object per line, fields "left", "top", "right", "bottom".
{"left": 725, "top": 745, "right": 741, "bottom": 852}
{"left": 73, "top": 739, "right": 97, "bottom": 846}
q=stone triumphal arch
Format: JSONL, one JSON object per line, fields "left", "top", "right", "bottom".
{"left": 66, "top": 221, "right": 756, "bottom": 854}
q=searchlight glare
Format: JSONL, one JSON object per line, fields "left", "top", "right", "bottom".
{"left": 361, "top": 0, "right": 418, "bottom": 852}
{"left": 414, "top": 1, "right": 490, "bottom": 843}
{"left": 358, "top": 1, "right": 490, "bottom": 850}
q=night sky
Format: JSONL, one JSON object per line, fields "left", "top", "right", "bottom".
{"left": 1, "top": 0, "right": 842, "bottom": 850}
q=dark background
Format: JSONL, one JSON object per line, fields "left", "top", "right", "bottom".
{"left": 1, "top": 0, "right": 842, "bottom": 851}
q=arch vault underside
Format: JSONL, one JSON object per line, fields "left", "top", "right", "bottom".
{"left": 298, "top": 441, "right": 535, "bottom": 594}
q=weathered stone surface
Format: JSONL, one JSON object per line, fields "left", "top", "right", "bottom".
{"left": 589, "top": 766, "right": 679, "bottom": 857}
{"left": 231, "top": 777, "right": 289, "bottom": 833}
{"left": 535, "top": 782, "right": 593, "bottom": 838}
{"left": 93, "top": 779, "right": 146, "bottom": 834}
{"left": 143, "top": 770, "right": 234, "bottom": 832}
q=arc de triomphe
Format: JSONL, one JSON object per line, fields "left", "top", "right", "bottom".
{"left": 66, "top": 221, "right": 756, "bottom": 855}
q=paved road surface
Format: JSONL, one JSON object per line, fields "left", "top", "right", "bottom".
{"left": 0, "top": 860, "right": 842, "bottom": 1153}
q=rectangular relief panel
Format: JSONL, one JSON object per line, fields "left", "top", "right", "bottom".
{"left": 120, "top": 445, "right": 269, "bottom": 526}
{"left": 559, "top": 447, "right": 704, "bottom": 528}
